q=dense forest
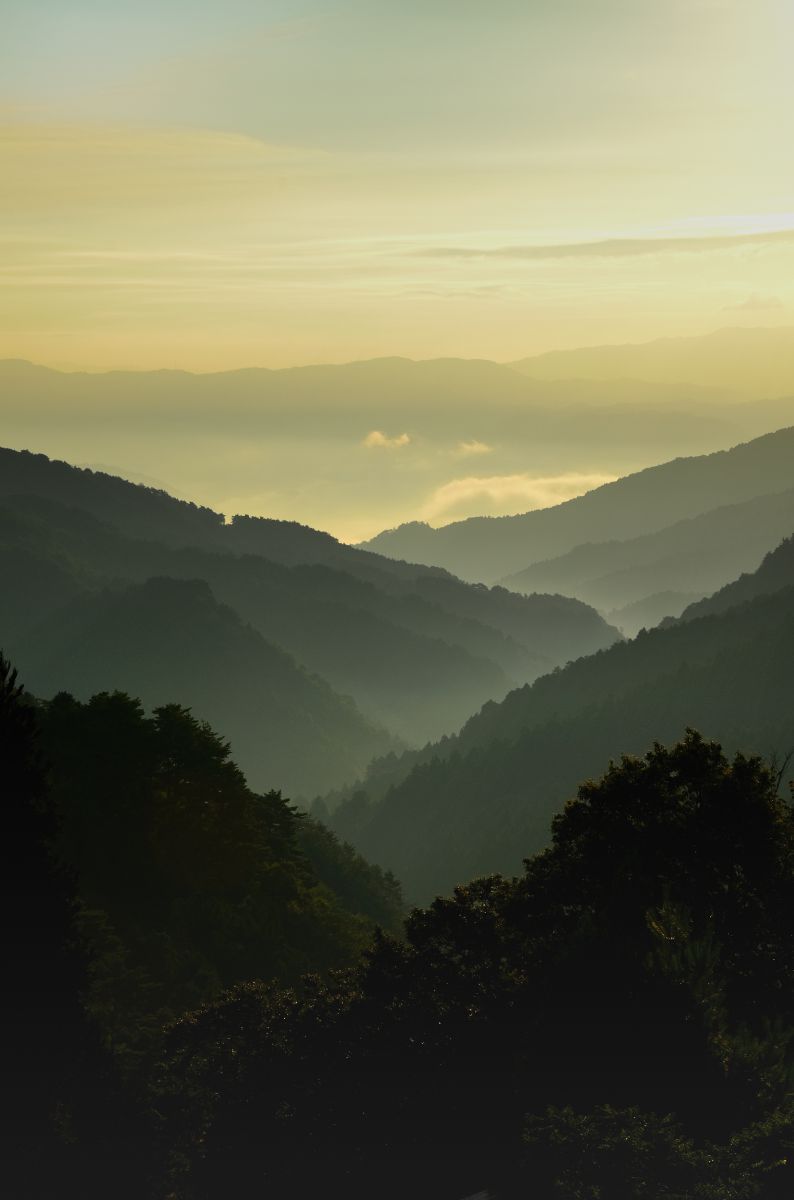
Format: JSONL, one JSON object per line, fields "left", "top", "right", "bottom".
{"left": 2, "top": 654, "right": 403, "bottom": 1194}
{"left": 8, "top": 649, "right": 794, "bottom": 1197}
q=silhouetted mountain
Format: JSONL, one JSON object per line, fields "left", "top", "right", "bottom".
{"left": 500, "top": 488, "right": 794, "bottom": 623}
{"left": 0, "top": 450, "right": 619, "bottom": 746}
{"left": 0, "top": 445, "right": 224, "bottom": 548}
{"left": 333, "top": 560, "right": 794, "bottom": 900}
{"left": 363, "top": 426, "right": 794, "bottom": 582}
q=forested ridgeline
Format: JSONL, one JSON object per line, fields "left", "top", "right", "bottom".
{"left": 8, "top": 657, "right": 794, "bottom": 1197}
{"left": 0, "top": 449, "right": 619, "bottom": 763}
{"left": 326, "top": 545, "right": 794, "bottom": 900}
{"left": 679, "top": 533, "right": 794, "bottom": 622}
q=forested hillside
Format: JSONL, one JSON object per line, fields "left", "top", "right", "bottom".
{"left": 331, "top": 551, "right": 794, "bottom": 900}
{"left": 17, "top": 576, "right": 397, "bottom": 797}
{"left": 0, "top": 451, "right": 619, "bottom": 754}
{"left": 679, "top": 534, "right": 794, "bottom": 622}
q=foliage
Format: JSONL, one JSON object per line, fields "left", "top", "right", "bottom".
{"left": 342, "top": 578, "right": 794, "bottom": 900}
{"left": 33, "top": 690, "right": 403, "bottom": 1071}
{"left": 159, "top": 733, "right": 794, "bottom": 1199}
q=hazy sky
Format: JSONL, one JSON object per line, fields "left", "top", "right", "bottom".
{"left": 2, "top": 0, "right": 794, "bottom": 370}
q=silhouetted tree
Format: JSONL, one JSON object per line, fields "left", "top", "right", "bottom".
{"left": 159, "top": 733, "right": 794, "bottom": 1200}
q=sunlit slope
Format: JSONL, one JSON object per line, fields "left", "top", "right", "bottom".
{"left": 364, "top": 426, "right": 794, "bottom": 582}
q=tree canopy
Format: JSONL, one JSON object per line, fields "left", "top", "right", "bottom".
{"left": 161, "top": 732, "right": 794, "bottom": 1199}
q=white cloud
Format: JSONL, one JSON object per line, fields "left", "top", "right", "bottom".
{"left": 421, "top": 471, "right": 616, "bottom": 523}
{"left": 362, "top": 430, "right": 411, "bottom": 449}
{"left": 454, "top": 439, "right": 493, "bottom": 457}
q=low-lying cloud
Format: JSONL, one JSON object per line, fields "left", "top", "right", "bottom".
{"left": 422, "top": 471, "right": 616, "bottom": 524}
{"left": 363, "top": 430, "right": 411, "bottom": 449}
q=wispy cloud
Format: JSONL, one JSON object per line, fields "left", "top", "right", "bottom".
{"left": 415, "top": 228, "right": 794, "bottom": 262}
{"left": 722, "top": 292, "right": 785, "bottom": 311}
{"left": 362, "top": 430, "right": 411, "bottom": 449}
{"left": 422, "top": 471, "right": 616, "bottom": 523}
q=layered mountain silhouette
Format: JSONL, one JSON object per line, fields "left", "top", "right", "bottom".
{"left": 677, "top": 532, "right": 794, "bottom": 622}
{"left": 363, "top": 425, "right": 794, "bottom": 582}
{"left": 17, "top": 575, "right": 395, "bottom": 797}
{"left": 330, "top": 535, "right": 794, "bottom": 900}
{"left": 2, "top": 343, "right": 792, "bottom": 548}
{"left": 0, "top": 449, "right": 619, "bottom": 787}
{"left": 501, "top": 488, "right": 794, "bottom": 632}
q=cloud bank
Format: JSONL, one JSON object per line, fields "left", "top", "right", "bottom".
{"left": 422, "top": 471, "right": 616, "bottom": 523}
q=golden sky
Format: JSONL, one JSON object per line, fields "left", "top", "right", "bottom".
{"left": 2, "top": 0, "right": 794, "bottom": 370}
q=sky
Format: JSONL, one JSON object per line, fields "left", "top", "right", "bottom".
{"left": 2, "top": 0, "right": 794, "bottom": 371}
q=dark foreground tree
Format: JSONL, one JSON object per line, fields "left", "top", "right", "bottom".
{"left": 0, "top": 656, "right": 150, "bottom": 1197}
{"left": 159, "top": 732, "right": 794, "bottom": 1199}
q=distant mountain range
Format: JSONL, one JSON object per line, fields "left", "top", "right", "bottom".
{"left": 0, "top": 448, "right": 618, "bottom": 793}
{"left": 332, "top": 534, "right": 794, "bottom": 901}
{"left": 509, "top": 325, "right": 794, "bottom": 398}
{"left": 2, "top": 331, "right": 793, "bottom": 541}
{"left": 363, "top": 425, "right": 794, "bottom": 582}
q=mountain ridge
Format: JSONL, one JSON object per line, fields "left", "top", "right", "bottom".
{"left": 362, "top": 425, "right": 794, "bottom": 581}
